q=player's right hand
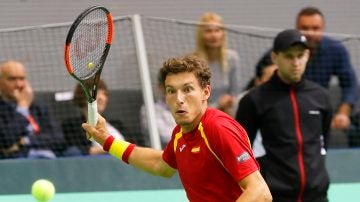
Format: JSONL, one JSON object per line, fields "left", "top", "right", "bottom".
{"left": 82, "top": 114, "right": 110, "bottom": 146}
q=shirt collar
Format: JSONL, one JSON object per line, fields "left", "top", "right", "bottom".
{"left": 269, "top": 70, "right": 306, "bottom": 90}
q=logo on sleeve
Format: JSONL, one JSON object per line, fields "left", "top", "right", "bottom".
{"left": 237, "top": 152, "right": 250, "bottom": 163}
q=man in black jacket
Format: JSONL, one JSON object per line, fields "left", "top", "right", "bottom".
{"left": 236, "top": 29, "right": 332, "bottom": 202}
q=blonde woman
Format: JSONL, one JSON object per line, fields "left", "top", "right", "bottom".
{"left": 194, "top": 12, "right": 241, "bottom": 116}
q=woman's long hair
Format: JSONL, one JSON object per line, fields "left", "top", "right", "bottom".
{"left": 195, "top": 12, "right": 228, "bottom": 72}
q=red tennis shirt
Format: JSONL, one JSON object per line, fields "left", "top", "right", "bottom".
{"left": 162, "top": 108, "right": 259, "bottom": 202}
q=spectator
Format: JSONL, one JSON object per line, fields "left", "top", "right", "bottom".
{"left": 255, "top": 7, "right": 358, "bottom": 132}
{"left": 82, "top": 55, "right": 272, "bottom": 202}
{"left": 236, "top": 29, "right": 332, "bottom": 202}
{"left": 140, "top": 74, "right": 176, "bottom": 148}
{"left": 62, "top": 79, "right": 125, "bottom": 156}
{"left": 194, "top": 12, "right": 242, "bottom": 116}
{"left": 0, "top": 60, "right": 64, "bottom": 159}
{"left": 296, "top": 7, "right": 359, "bottom": 148}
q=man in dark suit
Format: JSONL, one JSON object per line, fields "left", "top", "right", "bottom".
{"left": 0, "top": 60, "right": 64, "bottom": 159}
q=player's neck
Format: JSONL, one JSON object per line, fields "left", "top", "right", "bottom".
{"left": 181, "top": 104, "right": 207, "bottom": 133}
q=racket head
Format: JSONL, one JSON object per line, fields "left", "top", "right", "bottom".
{"left": 64, "top": 6, "right": 113, "bottom": 101}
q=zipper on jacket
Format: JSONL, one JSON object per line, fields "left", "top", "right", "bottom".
{"left": 289, "top": 87, "right": 306, "bottom": 202}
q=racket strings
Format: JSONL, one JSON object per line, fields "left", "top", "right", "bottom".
{"left": 70, "top": 9, "right": 109, "bottom": 80}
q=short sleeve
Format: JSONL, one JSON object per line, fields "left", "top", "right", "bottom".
{"left": 162, "top": 127, "right": 179, "bottom": 169}
{"left": 205, "top": 116, "right": 259, "bottom": 182}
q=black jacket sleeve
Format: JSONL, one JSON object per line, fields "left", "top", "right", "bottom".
{"left": 235, "top": 92, "right": 259, "bottom": 143}
{"left": 322, "top": 90, "right": 333, "bottom": 149}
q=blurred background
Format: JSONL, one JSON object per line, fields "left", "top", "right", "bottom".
{"left": 1, "top": 0, "right": 360, "bottom": 34}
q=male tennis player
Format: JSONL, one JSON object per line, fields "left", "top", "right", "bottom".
{"left": 82, "top": 55, "right": 272, "bottom": 202}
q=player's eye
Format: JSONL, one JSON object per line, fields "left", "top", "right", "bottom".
{"left": 183, "top": 86, "right": 193, "bottom": 93}
{"left": 166, "top": 88, "right": 175, "bottom": 94}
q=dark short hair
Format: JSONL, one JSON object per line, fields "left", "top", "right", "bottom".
{"left": 73, "top": 79, "right": 108, "bottom": 108}
{"left": 297, "top": 6, "right": 324, "bottom": 20}
{"left": 159, "top": 55, "right": 211, "bottom": 88}
{"left": 244, "top": 51, "right": 274, "bottom": 91}
{"left": 255, "top": 51, "right": 273, "bottom": 78}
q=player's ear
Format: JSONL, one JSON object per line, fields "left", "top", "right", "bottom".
{"left": 202, "top": 85, "right": 211, "bottom": 101}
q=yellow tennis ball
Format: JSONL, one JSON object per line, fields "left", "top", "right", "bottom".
{"left": 31, "top": 179, "right": 55, "bottom": 202}
{"left": 87, "top": 62, "right": 94, "bottom": 69}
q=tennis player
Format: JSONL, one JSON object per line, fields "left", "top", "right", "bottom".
{"left": 82, "top": 55, "right": 272, "bottom": 202}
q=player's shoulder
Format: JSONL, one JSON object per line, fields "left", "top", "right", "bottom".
{"left": 203, "top": 108, "right": 239, "bottom": 128}
{"left": 203, "top": 107, "right": 230, "bottom": 120}
{"left": 202, "top": 108, "right": 247, "bottom": 139}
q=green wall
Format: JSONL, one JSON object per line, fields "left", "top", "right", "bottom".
{"left": 0, "top": 149, "right": 359, "bottom": 195}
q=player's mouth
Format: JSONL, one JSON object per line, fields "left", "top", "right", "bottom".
{"left": 176, "top": 110, "right": 186, "bottom": 115}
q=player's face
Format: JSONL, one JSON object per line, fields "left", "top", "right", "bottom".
{"left": 202, "top": 22, "right": 225, "bottom": 49}
{"left": 0, "top": 64, "right": 26, "bottom": 100}
{"left": 165, "top": 72, "right": 210, "bottom": 133}
{"left": 272, "top": 45, "right": 309, "bottom": 85}
{"left": 296, "top": 14, "right": 324, "bottom": 48}
{"left": 97, "top": 89, "right": 108, "bottom": 113}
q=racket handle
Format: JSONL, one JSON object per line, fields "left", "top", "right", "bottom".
{"left": 87, "top": 100, "right": 98, "bottom": 141}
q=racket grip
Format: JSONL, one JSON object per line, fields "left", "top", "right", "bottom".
{"left": 87, "top": 100, "right": 98, "bottom": 141}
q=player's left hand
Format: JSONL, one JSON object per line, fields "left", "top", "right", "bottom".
{"left": 331, "top": 113, "right": 350, "bottom": 130}
{"left": 82, "top": 114, "right": 110, "bottom": 146}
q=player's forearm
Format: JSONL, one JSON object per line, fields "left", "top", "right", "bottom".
{"left": 103, "top": 136, "right": 174, "bottom": 177}
{"left": 128, "top": 147, "right": 174, "bottom": 177}
{"left": 236, "top": 184, "right": 272, "bottom": 202}
{"left": 236, "top": 172, "right": 272, "bottom": 202}
{"left": 235, "top": 186, "right": 272, "bottom": 202}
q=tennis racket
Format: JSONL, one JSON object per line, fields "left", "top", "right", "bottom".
{"left": 64, "top": 5, "right": 113, "bottom": 139}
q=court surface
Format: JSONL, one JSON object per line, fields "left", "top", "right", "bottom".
{"left": 0, "top": 183, "right": 359, "bottom": 202}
